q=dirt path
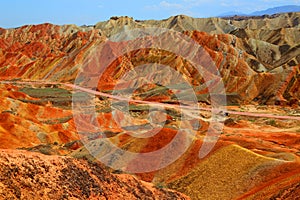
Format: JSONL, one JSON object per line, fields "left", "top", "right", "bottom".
{"left": 1, "top": 80, "right": 300, "bottom": 121}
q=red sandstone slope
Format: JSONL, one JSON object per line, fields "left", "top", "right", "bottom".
{"left": 0, "top": 15, "right": 299, "bottom": 104}
{"left": 71, "top": 115, "right": 300, "bottom": 199}
{"left": 0, "top": 83, "right": 79, "bottom": 149}
{"left": 0, "top": 13, "right": 300, "bottom": 200}
{"left": 0, "top": 23, "right": 103, "bottom": 81}
{"left": 0, "top": 149, "right": 189, "bottom": 199}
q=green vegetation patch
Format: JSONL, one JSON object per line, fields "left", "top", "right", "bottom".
{"left": 20, "top": 87, "right": 72, "bottom": 98}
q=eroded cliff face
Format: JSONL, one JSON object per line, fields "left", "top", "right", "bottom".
{"left": 0, "top": 13, "right": 299, "bottom": 104}
{"left": 0, "top": 23, "right": 103, "bottom": 81}
{"left": 0, "top": 13, "right": 300, "bottom": 200}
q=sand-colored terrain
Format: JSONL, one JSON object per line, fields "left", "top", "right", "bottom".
{"left": 0, "top": 13, "right": 300, "bottom": 199}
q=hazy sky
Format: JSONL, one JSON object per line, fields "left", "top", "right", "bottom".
{"left": 1, "top": 0, "right": 300, "bottom": 28}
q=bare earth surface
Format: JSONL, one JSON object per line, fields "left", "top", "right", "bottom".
{"left": 0, "top": 149, "right": 189, "bottom": 199}
{"left": 0, "top": 13, "right": 300, "bottom": 199}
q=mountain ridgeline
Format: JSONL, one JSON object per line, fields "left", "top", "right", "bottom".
{"left": 0, "top": 12, "right": 300, "bottom": 105}
{"left": 219, "top": 5, "right": 300, "bottom": 17}
{"left": 0, "top": 12, "right": 300, "bottom": 200}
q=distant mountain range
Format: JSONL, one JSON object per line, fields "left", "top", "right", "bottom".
{"left": 219, "top": 5, "right": 300, "bottom": 17}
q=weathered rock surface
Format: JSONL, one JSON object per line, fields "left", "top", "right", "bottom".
{"left": 0, "top": 13, "right": 299, "bottom": 104}
{"left": 71, "top": 110, "right": 300, "bottom": 199}
{"left": 0, "top": 149, "right": 189, "bottom": 200}
{"left": 0, "top": 13, "right": 300, "bottom": 200}
{"left": 0, "top": 83, "right": 79, "bottom": 149}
